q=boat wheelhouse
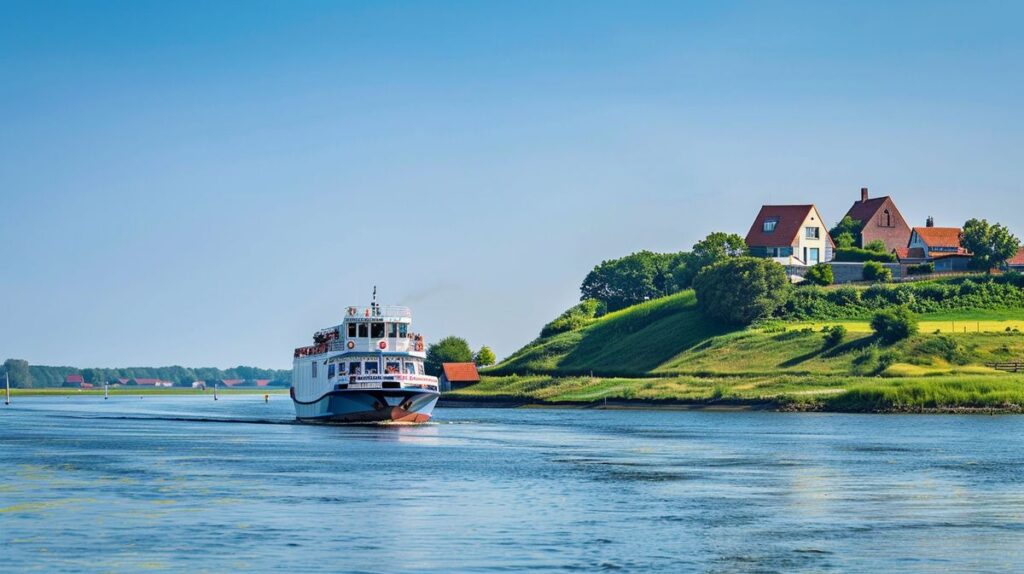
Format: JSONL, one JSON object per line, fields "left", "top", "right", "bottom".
{"left": 290, "top": 293, "right": 439, "bottom": 423}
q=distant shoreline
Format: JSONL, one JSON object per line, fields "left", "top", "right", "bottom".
{"left": 6, "top": 388, "right": 289, "bottom": 397}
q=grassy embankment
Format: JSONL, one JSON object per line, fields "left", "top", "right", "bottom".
{"left": 453, "top": 283, "right": 1024, "bottom": 412}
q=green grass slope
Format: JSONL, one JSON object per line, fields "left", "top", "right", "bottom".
{"left": 488, "top": 291, "right": 737, "bottom": 377}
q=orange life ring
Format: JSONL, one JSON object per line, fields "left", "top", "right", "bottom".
{"left": 346, "top": 341, "right": 355, "bottom": 350}
{"left": 378, "top": 340, "right": 388, "bottom": 350}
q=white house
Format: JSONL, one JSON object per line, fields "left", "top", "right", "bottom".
{"left": 745, "top": 204, "right": 835, "bottom": 266}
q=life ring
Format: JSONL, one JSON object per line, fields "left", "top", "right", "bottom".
{"left": 378, "top": 340, "right": 388, "bottom": 350}
{"left": 346, "top": 341, "right": 355, "bottom": 350}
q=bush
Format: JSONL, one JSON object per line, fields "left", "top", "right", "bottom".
{"left": 863, "top": 261, "right": 893, "bottom": 283}
{"left": 835, "top": 247, "right": 897, "bottom": 263}
{"left": 693, "top": 257, "right": 791, "bottom": 325}
{"left": 804, "top": 263, "right": 834, "bottom": 286}
{"left": 540, "top": 299, "right": 607, "bottom": 337}
{"left": 907, "top": 262, "right": 935, "bottom": 275}
{"left": 822, "top": 325, "right": 847, "bottom": 348}
{"left": 870, "top": 308, "right": 919, "bottom": 344}
{"left": 864, "top": 239, "right": 888, "bottom": 253}
{"left": 827, "top": 286, "right": 861, "bottom": 306}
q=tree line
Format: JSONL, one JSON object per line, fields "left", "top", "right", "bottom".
{"left": 0, "top": 359, "right": 291, "bottom": 388}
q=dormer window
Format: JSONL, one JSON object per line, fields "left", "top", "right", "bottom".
{"left": 763, "top": 218, "right": 778, "bottom": 233}
{"left": 805, "top": 226, "right": 820, "bottom": 239}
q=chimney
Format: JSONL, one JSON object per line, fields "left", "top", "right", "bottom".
{"left": 926, "top": 216, "right": 934, "bottom": 228}
{"left": 860, "top": 187, "right": 869, "bottom": 202}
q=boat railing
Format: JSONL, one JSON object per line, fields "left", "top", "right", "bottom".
{"left": 345, "top": 305, "right": 412, "bottom": 319}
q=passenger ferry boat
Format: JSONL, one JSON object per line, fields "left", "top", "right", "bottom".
{"left": 290, "top": 290, "right": 439, "bottom": 423}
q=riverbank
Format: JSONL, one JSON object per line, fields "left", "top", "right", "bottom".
{"left": 449, "top": 373, "right": 1024, "bottom": 414}
{"left": 6, "top": 388, "right": 289, "bottom": 397}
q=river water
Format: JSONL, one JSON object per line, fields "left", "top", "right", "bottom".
{"left": 1, "top": 396, "right": 1023, "bottom": 573}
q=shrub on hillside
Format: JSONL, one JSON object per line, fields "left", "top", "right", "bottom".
{"left": 870, "top": 308, "right": 919, "bottom": 344}
{"left": 828, "top": 286, "right": 862, "bottom": 306}
{"left": 907, "top": 262, "right": 935, "bottom": 276}
{"left": 822, "top": 325, "right": 847, "bottom": 348}
{"left": 835, "top": 247, "right": 897, "bottom": 263}
{"left": 862, "top": 285, "right": 915, "bottom": 307}
{"left": 580, "top": 251, "right": 689, "bottom": 311}
{"left": 804, "top": 263, "right": 834, "bottom": 286}
{"left": 693, "top": 257, "right": 791, "bottom": 325}
{"left": 863, "top": 261, "right": 893, "bottom": 283}
{"left": 540, "top": 299, "right": 607, "bottom": 338}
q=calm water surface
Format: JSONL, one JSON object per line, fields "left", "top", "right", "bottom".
{"left": 2, "top": 396, "right": 1023, "bottom": 573}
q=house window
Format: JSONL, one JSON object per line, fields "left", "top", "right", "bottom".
{"left": 805, "top": 227, "right": 820, "bottom": 239}
{"left": 763, "top": 219, "right": 778, "bottom": 233}
{"left": 882, "top": 209, "right": 892, "bottom": 227}
{"left": 808, "top": 248, "right": 820, "bottom": 264}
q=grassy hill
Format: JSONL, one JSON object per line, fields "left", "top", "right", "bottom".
{"left": 464, "top": 280, "right": 1024, "bottom": 412}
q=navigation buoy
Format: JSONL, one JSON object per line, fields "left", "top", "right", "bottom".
{"left": 264, "top": 394, "right": 269, "bottom": 403}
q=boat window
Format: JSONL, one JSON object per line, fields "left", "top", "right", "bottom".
{"left": 349, "top": 362, "right": 361, "bottom": 375}
{"left": 398, "top": 324, "right": 408, "bottom": 337}
{"left": 358, "top": 323, "right": 368, "bottom": 337}
{"left": 416, "top": 362, "right": 424, "bottom": 375}
{"left": 404, "top": 362, "right": 416, "bottom": 374}
{"left": 328, "top": 364, "right": 336, "bottom": 378}
{"left": 364, "top": 361, "right": 379, "bottom": 374}
{"left": 312, "top": 361, "right": 317, "bottom": 379}
{"left": 388, "top": 323, "right": 398, "bottom": 337}
{"left": 371, "top": 323, "right": 385, "bottom": 338}
{"left": 385, "top": 362, "right": 400, "bottom": 374}
{"left": 348, "top": 323, "right": 357, "bottom": 337}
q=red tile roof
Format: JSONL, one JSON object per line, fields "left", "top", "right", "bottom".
{"left": 254, "top": 379, "right": 271, "bottom": 387}
{"left": 442, "top": 363, "right": 480, "bottom": 382}
{"left": 1008, "top": 248, "right": 1024, "bottom": 266}
{"left": 913, "top": 227, "right": 964, "bottom": 249}
{"left": 894, "top": 247, "right": 927, "bottom": 261}
{"left": 133, "top": 378, "right": 161, "bottom": 385}
{"left": 845, "top": 197, "right": 891, "bottom": 228}
{"left": 65, "top": 374, "right": 85, "bottom": 384}
{"left": 745, "top": 205, "right": 833, "bottom": 248}
{"left": 221, "top": 379, "right": 244, "bottom": 387}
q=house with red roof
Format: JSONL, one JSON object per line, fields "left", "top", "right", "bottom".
{"left": 64, "top": 374, "right": 85, "bottom": 387}
{"left": 841, "top": 187, "right": 912, "bottom": 253}
{"left": 1006, "top": 248, "right": 1024, "bottom": 272}
{"left": 221, "top": 379, "right": 244, "bottom": 387}
{"left": 901, "top": 219, "right": 972, "bottom": 272}
{"left": 132, "top": 378, "right": 174, "bottom": 387}
{"left": 745, "top": 205, "right": 835, "bottom": 266}
{"left": 439, "top": 363, "right": 480, "bottom": 392}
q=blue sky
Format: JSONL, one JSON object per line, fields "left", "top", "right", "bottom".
{"left": 1, "top": 1, "right": 1022, "bottom": 369}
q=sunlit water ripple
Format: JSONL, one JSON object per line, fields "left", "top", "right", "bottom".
{"left": 2, "top": 396, "right": 1023, "bottom": 572}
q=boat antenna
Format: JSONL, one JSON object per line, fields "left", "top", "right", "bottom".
{"left": 372, "top": 285, "right": 378, "bottom": 315}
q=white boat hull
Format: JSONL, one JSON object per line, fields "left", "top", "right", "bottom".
{"left": 292, "top": 388, "right": 439, "bottom": 423}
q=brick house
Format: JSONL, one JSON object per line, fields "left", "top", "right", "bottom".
{"left": 745, "top": 205, "right": 835, "bottom": 266}
{"left": 841, "top": 187, "right": 912, "bottom": 252}
{"left": 1006, "top": 248, "right": 1024, "bottom": 272}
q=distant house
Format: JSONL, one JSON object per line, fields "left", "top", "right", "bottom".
{"left": 841, "top": 187, "right": 912, "bottom": 252}
{"left": 439, "top": 363, "right": 481, "bottom": 392}
{"left": 745, "top": 205, "right": 835, "bottom": 266}
{"left": 901, "top": 220, "right": 972, "bottom": 272}
{"left": 64, "top": 374, "right": 85, "bottom": 387}
{"left": 132, "top": 378, "right": 174, "bottom": 387}
{"left": 1006, "top": 248, "right": 1024, "bottom": 272}
{"left": 221, "top": 379, "right": 244, "bottom": 387}
{"left": 191, "top": 381, "right": 207, "bottom": 390}
{"left": 254, "top": 379, "right": 271, "bottom": 387}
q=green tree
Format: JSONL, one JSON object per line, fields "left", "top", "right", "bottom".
{"left": 2, "top": 359, "right": 33, "bottom": 388}
{"left": 871, "top": 308, "right": 919, "bottom": 344}
{"left": 693, "top": 257, "right": 791, "bottom": 324}
{"left": 961, "top": 218, "right": 1021, "bottom": 273}
{"left": 829, "top": 216, "right": 862, "bottom": 248}
{"left": 580, "top": 251, "right": 688, "bottom": 311}
{"left": 864, "top": 239, "right": 887, "bottom": 253}
{"left": 863, "top": 261, "right": 892, "bottom": 283}
{"left": 804, "top": 263, "right": 834, "bottom": 286}
{"left": 474, "top": 346, "right": 497, "bottom": 367}
{"left": 834, "top": 232, "right": 857, "bottom": 249}
{"left": 425, "top": 336, "right": 474, "bottom": 376}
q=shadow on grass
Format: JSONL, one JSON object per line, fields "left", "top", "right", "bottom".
{"left": 821, "top": 336, "right": 879, "bottom": 358}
